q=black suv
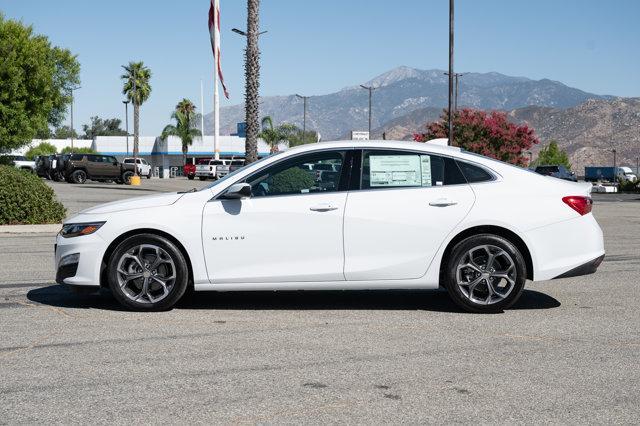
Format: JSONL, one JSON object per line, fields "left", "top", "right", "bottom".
{"left": 63, "top": 154, "right": 136, "bottom": 184}
{"left": 534, "top": 165, "right": 577, "bottom": 182}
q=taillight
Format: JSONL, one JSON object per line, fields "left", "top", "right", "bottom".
{"left": 562, "top": 196, "right": 593, "bottom": 216}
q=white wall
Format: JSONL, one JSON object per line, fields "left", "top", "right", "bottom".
{"left": 10, "top": 139, "right": 93, "bottom": 156}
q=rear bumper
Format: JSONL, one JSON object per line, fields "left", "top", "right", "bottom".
{"left": 552, "top": 254, "right": 605, "bottom": 279}
{"left": 524, "top": 213, "right": 605, "bottom": 281}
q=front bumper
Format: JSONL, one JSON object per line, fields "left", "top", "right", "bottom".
{"left": 55, "top": 232, "right": 105, "bottom": 287}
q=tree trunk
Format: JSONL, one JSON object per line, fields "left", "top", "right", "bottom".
{"left": 244, "top": 0, "right": 260, "bottom": 164}
{"left": 133, "top": 103, "right": 140, "bottom": 158}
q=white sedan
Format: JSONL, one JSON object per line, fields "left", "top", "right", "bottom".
{"left": 54, "top": 140, "right": 604, "bottom": 312}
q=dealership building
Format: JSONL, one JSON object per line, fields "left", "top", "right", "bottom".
{"left": 13, "top": 135, "right": 278, "bottom": 175}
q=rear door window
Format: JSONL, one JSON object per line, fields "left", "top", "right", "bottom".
{"left": 361, "top": 150, "right": 445, "bottom": 189}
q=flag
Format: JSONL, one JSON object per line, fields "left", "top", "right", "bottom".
{"left": 208, "top": 0, "right": 229, "bottom": 99}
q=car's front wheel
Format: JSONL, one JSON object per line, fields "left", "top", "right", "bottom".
{"left": 444, "top": 234, "right": 526, "bottom": 313}
{"left": 107, "top": 234, "right": 189, "bottom": 311}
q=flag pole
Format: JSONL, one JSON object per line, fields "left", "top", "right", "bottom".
{"left": 213, "top": 1, "right": 220, "bottom": 160}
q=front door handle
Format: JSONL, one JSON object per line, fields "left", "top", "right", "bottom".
{"left": 310, "top": 203, "right": 338, "bottom": 212}
{"left": 429, "top": 198, "right": 458, "bottom": 207}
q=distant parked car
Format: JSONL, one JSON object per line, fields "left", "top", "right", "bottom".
{"left": 123, "top": 158, "right": 152, "bottom": 179}
{"left": 534, "top": 165, "right": 577, "bottom": 182}
{"left": 183, "top": 161, "right": 196, "bottom": 180}
{"left": 195, "top": 158, "right": 232, "bottom": 180}
{"left": 0, "top": 155, "right": 36, "bottom": 172}
{"left": 63, "top": 154, "right": 136, "bottom": 184}
{"left": 585, "top": 166, "right": 635, "bottom": 183}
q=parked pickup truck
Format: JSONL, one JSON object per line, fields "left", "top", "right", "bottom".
{"left": 63, "top": 154, "right": 136, "bottom": 184}
{"left": 585, "top": 166, "right": 636, "bottom": 183}
{"left": 195, "top": 158, "right": 244, "bottom": 180}
{"left": 533, "top": 165, "right": 577, "bottom": 182}
{"left": 0, "top": 155, "right": 36, "bottom": 172}
{"left": 184, "top": 158, "right": 210, "bottom": 180}
{"left": 123, "top": 157, "right": 152, "bottom": 179}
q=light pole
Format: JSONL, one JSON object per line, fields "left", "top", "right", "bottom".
{"left": 612, "top": 148, "right": 617, "bottom": 172}
{"left": 527, "top": 151, "right": 533, "bottom": 167}
{"left": 69, "top": 86, "right": 81, "bottom": 150}
{"left": 122, "top": 100, "right": 130, "bottom": 156}
{"left": 295, "top": 94, "right": 309, "bottom": 142}
{"left": 636, "top": 156, "right": 639, "bottom": 177}
{"left": 359, "top": 85, "right": 376, "bottom": 136}
{"left": 447, "top": 0, "right": 455, "bottom": 146}
{"left": 231, "top": 28, "right": 267, "bottom": 36}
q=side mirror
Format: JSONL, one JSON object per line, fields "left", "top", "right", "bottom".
{"left": 222, "top": 183, "right": 251, "bottom": 199}
{"left": 113, "top": 161, "right": 118, "bottom": 165}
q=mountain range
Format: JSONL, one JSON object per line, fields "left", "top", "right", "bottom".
{"left": 204, "top": 66, "right": 638, "bottom": 173}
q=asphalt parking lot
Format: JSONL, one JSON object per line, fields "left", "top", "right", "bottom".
{"left": 1, "top": 179, "right": 639, "bottom": 423}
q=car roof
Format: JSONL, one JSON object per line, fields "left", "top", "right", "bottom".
{"left": 287, "top": 139, "right": 462, "bottom": 156}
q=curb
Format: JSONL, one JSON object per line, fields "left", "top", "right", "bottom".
{"left": 0, "top": 224, "right": 62, "bottom": 234}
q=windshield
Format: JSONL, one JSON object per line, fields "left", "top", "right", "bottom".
{"left": 201, "top": 153, "right": 284, "bottom": 191}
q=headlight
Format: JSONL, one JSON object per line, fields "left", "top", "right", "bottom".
{"left": 59, "top": 222, "right": 105, "bottom": 238}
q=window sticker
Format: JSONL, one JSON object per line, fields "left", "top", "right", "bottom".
{"left": 369, "top": 155, "right": 432, "bottom": 187}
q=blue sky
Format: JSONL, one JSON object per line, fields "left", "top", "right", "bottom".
{"left": 1, "top": 0, "right": 639, "bottom": 135}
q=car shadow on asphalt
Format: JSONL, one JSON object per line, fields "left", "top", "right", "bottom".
{"left": 27, "top": 285, "right": 561, "bottom": 313}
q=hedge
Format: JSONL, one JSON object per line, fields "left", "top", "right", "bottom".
{"left": 0, "top": 166, "right": 66, "bottom": 224}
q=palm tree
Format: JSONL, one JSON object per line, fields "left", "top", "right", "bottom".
{"left": 176, "top": 98, "right": 196, "bottom": 118}
{"left": 121, "top": 62, "right": 152, "bottom": 162}
{"left": 259, "top": 116, "right": 299, "bottom": 153}
{"left": 244, "top": 0, "right": 260, "bottom": 164}
{"left": 161, "top": 107, "right": 202, "bottom": 165}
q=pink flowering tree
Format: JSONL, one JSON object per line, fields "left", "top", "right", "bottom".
{"left": 414, "top": 109, "right": 539, "bottom": 166}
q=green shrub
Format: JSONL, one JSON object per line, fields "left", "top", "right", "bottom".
{"left": 60, "top": 146, "right": 96, "bottom": 154}
{"left": 270, "top": 167, "right": 315, "bottom": 194}
{"left": 25, "top": 142, "right": 57, "bottom": 160}
{"left": 618, "top": 178, "right": 639, "bottom": 193}
{"left": 0, "top": 166, "right": 66, "bottom": 224}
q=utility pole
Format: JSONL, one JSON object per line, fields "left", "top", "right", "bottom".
{"left": 69, "top": 86, "right": 81, "bottom": 150}
{"left": 359, "top": 85, "right": 376, "bottom": 136}
{"left": 295, "top": 94, "right": 309, "bottom": 142}
{"left": 122, "top": 100, "right": 130, "bottom": 156}
{"left": 444, "top": 72, "right": 467, "bottom": 111}
{"left": 636, "top": 156, "right": 639, "bottom": 177}
{"left": 447, "top": 0, "right": 454, "bottom": 145}
{"left": 612, "top": 148, "right": 617, "bottom": 172}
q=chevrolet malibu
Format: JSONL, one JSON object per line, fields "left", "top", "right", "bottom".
{"left": 54, "top": 140, "right": 605, "bottom": 313}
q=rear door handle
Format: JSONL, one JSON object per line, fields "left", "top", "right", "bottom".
{"left": 310, "top": 203, "right": 338, "bottom": 212}
{"left": 429, "top": 198, "right": 458, "bottom": 207}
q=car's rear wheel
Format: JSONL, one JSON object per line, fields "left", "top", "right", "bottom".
{"left": 444, "top": 234, "right": 526, "bottom": 313}
{"left": 107, "top": 234, "right": 188, "bottom": 311}
{"left": 71, "top": 169, "right": 87, "bottom": 184}
{"left": 187, "top": 175, "right": 194, "bottom": 180}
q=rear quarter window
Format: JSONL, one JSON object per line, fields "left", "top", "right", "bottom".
{"left": 456, "top": 161, "right": 494, "bottom": 183}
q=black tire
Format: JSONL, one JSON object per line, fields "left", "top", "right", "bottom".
{"left": 198, "top": 176, "right": 207, "bottom": 181}
{"left": 444, "top": 234, "right": 526, "bottom": 313}
{"left": 122, "top": 171, "right": 134, "bottom": 184}
{"left": 187, "top": 175, "right": 194, "bottom": 180}
{"left": 107, "top": 233, "right": 189, "bottom": 311}
{"left": 71, "top": 169, "right": 87, "bottom": 184}
{"left": 146, "top": 172, "right": 152, "bottom": 179}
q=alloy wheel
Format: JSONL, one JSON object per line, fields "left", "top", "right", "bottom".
{"left": 116, "top": 244, "right": 176, "bottom": 304}
{"left": 456, "top": 244, "right": 516, "bottom": 305}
